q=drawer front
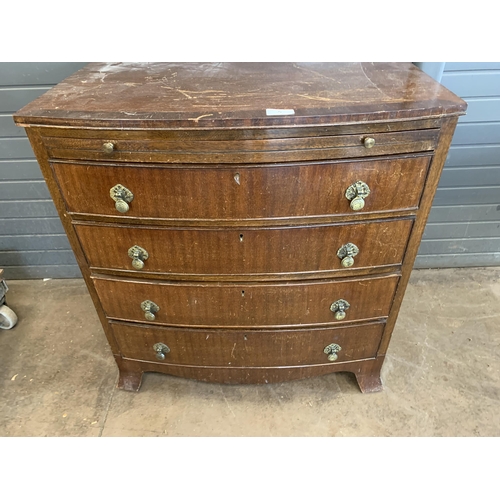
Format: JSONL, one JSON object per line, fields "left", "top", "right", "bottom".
{"left": 44, "top": 129, "right": 438, "bottom": 163}
{"left": 53, "top": 155, "right": 431, "bottom": 221}
{"left": 76, "top": 219, "right": 413, "bottom": 279}
{"left": 111, "top": 321, "right": 385, "bottom": 367}
{"left": 93, "top": 275, "right": 399, "bottom": 328}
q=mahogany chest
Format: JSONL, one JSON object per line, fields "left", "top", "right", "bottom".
{"left": 14, "top": 63, "right": 466, "bottom": 392}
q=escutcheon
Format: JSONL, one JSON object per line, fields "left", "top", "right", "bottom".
{"left": 345, "top": 181, "right": 370, "bottom": 211}
{"left": 128, "top": 245, "right": 149, "bottom": 270}
{"left": 110, "top": 184, "right": 134, "bottom": 213}
{"left": 324, "top": 343, "right": 342, "bottom": 362}
{"left": 337, "top": 242, "right": 359, "bottom": 268}
{"left": 330, "top": 299, "right": 350, "bottom": 320}
{"left": 153, "top": 342, "right": 170, "bottom": 361}
{"left": 141, "top": 300, "right": 160, "bottom": 321}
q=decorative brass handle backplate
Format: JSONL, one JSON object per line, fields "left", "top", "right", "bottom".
{"left": 337, "top": 242, "right": 359, "bottom": 268}
{"left": 330, "top": 299, "right": 350, "bottom": 320}
{"left": 128, "top": 245, "right": 149, "bottom": 270}
{"left": 153, "top": 342, "right": 170, "bottom": 360}
{"left": 324, "top": 343, "right": 342, "bottom": 362}
{"left": 110, "top": 184, "right": 134, "bottom": 213}
{"left": 141, "top": 300, "right": 160, "bottom": 321}
{"left": 345, "top": 181, "right": 370, "bottom": 211}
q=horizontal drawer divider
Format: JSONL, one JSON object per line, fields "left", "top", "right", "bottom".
{"left": 39, "top": 120, "right": 442, "bottom": 139}
{"left": 120, "top": 357, "right": 378, "bottom": 369}
{"left": 73, "top": 215, "right": 415, "bottom": 231}
{"left": 89, "top": 264, "right": 402, "bottom": 283}
{"left": 69, "top": 209, "right": 419, "bottom": 227}
{"left": 106, "top": 316, "right": 388, "bottom": 330}
{"left": 108, "top": 318, "right": 387, "bottom": 331}
{"left": 49, "top": 151, "right": 433, "bottom": 168}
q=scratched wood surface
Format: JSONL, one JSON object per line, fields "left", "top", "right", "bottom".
{"left": 14, "top": 63, "right": 466, "bottom": 393}
{"left": 93, "top": 274, "right": 399, "bottom": 328}
{"left": 13, "top": 63, "right": 466, "bottom": 128}
{"left": 53, "top": 155, "right": 431, "bottom": 221}
{"left": 110, "top": 321, "right": 385, "bottom": 367}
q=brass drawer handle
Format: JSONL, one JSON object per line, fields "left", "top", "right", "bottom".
{"left": 128, "top": 245, "right": 149, "bottom": 270}
{"left": 337, "top": 242, "right": 359, "bottom": 268}
{"left": 330, "top": 299, "right": 350, "bottom": 320}
{"left": 141, "top": 300, "right": 159, "bottom": 321}
{"left": 110, "top": 184, "right": 134, "bottom": 213}
{"left": 345, "top": 180, "right": 370, "bottom": 211}
{"left": 103, "top": 142, "right": 115, "bottom": 154}
{"left": 363, "top": 137, "right": 375, "bottom": 149}
{"left": 324, "top": 343, "right": 342, "bottom": 362}
{"left": 153, "top": 342, "right": 170, "bottom": 361}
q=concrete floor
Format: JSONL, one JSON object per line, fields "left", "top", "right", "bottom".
{"left": 0, "top": 267, "right": 499, "bottom": 437}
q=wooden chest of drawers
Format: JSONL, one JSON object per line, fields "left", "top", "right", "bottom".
{"left": 14, "top": 63, "right": 466, "bottom": 392}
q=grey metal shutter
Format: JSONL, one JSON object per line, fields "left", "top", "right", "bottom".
{"left": 0, "top": 63, "right": 87, "bottom": 279}
{"left": 415, "top": 62, "right": 500, "bottom": 268}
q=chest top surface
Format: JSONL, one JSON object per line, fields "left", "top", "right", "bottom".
{"left": 14, "top": 62, "right": 466, "bottom": 129}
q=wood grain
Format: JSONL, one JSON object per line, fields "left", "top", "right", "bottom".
{"left": 13, "top": 62, "right": 466, "bottom": 129}
{"left": 75, "top": 218, "right": 413, "bottom": 280}
{"left": 52, "top": 155, "right": 431, "bottom": 221}
{"left": 14, "top": 63, "right": 466, "bottom": 393}
{"left": 93, "top": 274, "right": 400, "bottom": 328}
{"left": 111, "top": 320, "right": 385, "bottom": 367}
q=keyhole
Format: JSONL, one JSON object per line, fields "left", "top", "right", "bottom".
{"left": 234, "top": 172, "right": 240, "bottom": 185}
{"left": 241, "top": 290, "right": 245, "bottom": 297}
{"left": 239, "top": 233, "right": 244, "bottom": 242}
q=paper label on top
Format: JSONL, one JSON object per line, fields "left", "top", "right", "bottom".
{"left": 266, "top": 109, "right": 295, "bottom": 116}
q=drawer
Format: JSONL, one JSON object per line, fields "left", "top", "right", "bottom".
{"left": 93, "top": 274, "right": 399, "bottom": 328}
{"left": 43, "top": 128, "right": 438, "bottom": 164}
{"left": 76, "top": 218, "right": 413, "bottom": 280}
{"left": 53, "top": 155, "right": 431, "bottom": 221}
{"left": 110, "top": 321, "right": 385, "bottom": 367}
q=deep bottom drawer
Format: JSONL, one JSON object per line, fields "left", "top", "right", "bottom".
{"left": 111, "top": 321, "right": 385, "bottom": 367}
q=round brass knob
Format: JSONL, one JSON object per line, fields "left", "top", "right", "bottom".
{"left": 334, "top": 310, "right": 346, "bottom": 320}
{"left": 115, "top": 199, "right": 130, "bottom": 213}
{"left": 341, "top": 256, "right": 354, "bottom": 268}
{"left": 363, "top": 137, "right": 375, "bottom": 149}
{"left": 103, "top": 142, "right": 115, "bottom": 154}
{"left": 350, "top": 197, "right": 365, "bottom": 211}
{"left": 132, "top": 258, "right": 144, "bottom": 270}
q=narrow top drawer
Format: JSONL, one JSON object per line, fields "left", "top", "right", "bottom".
{"left": 42, "top": 128, "right": 439, "bottom": 163}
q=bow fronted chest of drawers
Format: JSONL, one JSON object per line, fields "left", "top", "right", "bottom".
{"left": 14, "top": 63, "right": 466, "bottom": 392}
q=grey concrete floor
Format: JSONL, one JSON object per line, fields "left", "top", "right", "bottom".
{"left": 0, "top": 268, "right": 499, "bottom": 437}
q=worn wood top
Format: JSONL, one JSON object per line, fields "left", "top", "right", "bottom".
{"left": 14, "top": 62, "right": 466, "bottom": 129}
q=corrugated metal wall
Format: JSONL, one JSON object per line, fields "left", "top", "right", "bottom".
{"left": 0, "top": 62, "right": 498, "bottom": 279}
{"left": 0, "top": 63, "right": 86, "bottom": 279}
{"left": 415, "top": 62, "right": 500, "bottom": 268}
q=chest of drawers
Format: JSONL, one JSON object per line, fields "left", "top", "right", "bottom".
{"left": 14, "top": 62, "right": 466, "bottom": 393}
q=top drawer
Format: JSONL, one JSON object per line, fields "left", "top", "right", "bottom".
{"left": 42, "top": 128, "right": 439, "bottom": 164}
{"left": 53, "top": 155, "right": 431, "bottom": 223}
